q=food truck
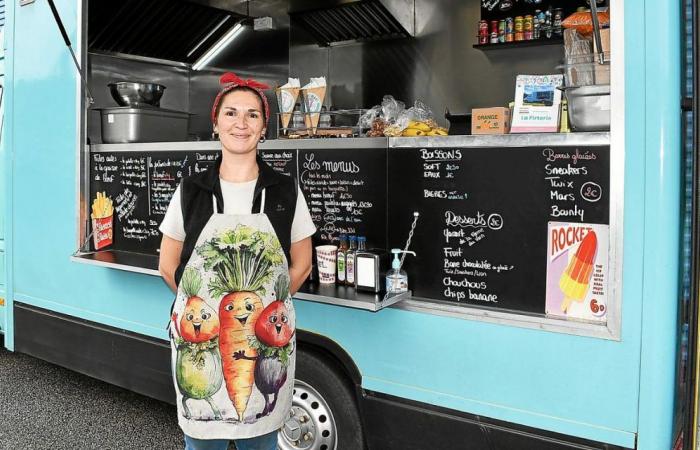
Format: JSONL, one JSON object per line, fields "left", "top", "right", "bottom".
{"left": 2, "top": 0, "right": 698, "bottom": 449}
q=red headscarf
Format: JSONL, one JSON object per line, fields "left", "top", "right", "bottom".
{"left": 211, "top": 72, "right": 271, "bottom": 125}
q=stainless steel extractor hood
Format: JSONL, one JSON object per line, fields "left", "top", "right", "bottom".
{"left": 288, "top": 0, "right": 415, "bottom": 46}
{"left": 88, "top": 0, "right": 248, "bottom": 64}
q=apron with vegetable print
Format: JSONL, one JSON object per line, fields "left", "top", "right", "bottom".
{"left": 170, "top": 190, "right": 296, "bottom": 440}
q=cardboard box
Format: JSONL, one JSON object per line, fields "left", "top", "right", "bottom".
{"left": 471, "top": 107, "right": 511, "bottom": 135}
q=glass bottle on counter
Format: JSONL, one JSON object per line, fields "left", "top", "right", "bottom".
{"left": 544, "top": 7, "right": 553, "bottom": 39}
{"left": 346, "top": 235, "right": 357, "bottom": 286}
{"left": 292, "top": 103, "right": 304, "bottom": 130}
{"left": 357, "top": 236, "right": 367, "bottom": 252}
{"left": 319, "top": 106, "right": 332, "bottom": 128}
{"left": 337, "top": 234, "right": 348, "bottom": 284}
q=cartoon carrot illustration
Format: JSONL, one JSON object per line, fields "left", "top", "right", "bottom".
{"left": 198, "top": 225, "right": 283, "bottom": 421}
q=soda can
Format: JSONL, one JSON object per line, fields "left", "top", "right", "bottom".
{"left": 505, "top": 17, "right": 514, "bottom": 42}
{"left": 514, "top": 16, "right": 524, "bottom": 32}
{"left": 524, "top": 15, "right": 533, "bottom": 40}
{"left": 478, "top": 20, "right": 489, "bottom": 44}
{"left": 505, "top": 18, "right": 514, "bottom": 42}
{"left": 498, "top": 19, "right": 506, "bottom": 43}
{"left": 514, "top": 16, "right": 524, "bottom": 41}
{"left": 490, "top": 20, "right": 499, "bottom": 44}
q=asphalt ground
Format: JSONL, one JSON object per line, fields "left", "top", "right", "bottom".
{"left": 0, "top": 340, "right": 193, "bottom": 450}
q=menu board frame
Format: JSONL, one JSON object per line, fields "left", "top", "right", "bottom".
{"left": 388, "top": 133, "right": 621, "bottom": 341}
{"left": 75, "top": 134, "right": 621, "bottom": 340}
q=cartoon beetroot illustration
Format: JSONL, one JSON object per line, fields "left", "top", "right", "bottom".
{"left": 237, "top": 274, "right": 295, "bottom": 419}
{"left": 199, "top": 225, "right": 283, "bottom": 421}
{"left": 254, "top": 274, "right": 295, "bottom": 347}
{"left": 172, "top": 267, "right": 223, "bottom": 420}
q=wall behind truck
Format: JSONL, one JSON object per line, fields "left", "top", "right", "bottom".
{"left": 290, "top": 0, "right": 564, "bottom": 122}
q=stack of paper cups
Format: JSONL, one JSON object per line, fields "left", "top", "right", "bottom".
{"left": 275, "top": 86, "right": 300, "bottom": 130}
{"left": 315, "top": 245, "right": 337, "bottom": 284}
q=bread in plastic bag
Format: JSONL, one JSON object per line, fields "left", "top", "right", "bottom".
{"left": 562, "top": 10, "right": 610, "bottom": 36}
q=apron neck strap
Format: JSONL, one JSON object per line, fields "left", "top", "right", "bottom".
{"left": 212, "top": 188, "right": 265, "bottom": 214}
{"left": 259, "top": 188, "right": 266, "bottom": 214}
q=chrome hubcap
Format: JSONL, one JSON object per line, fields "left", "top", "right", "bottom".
{"left": 278, "top": 380, "right": 337, "bottom": 450}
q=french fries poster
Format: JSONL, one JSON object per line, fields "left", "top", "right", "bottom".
{"left": 91, "top": 192, "right": 114, "bottom": 250}
{"left": 545, "top": 222, "right": 609, "bottom": 322}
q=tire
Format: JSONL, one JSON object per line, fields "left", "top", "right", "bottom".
{"left": 278, "top": 349, "right": 365, "bottom": 450}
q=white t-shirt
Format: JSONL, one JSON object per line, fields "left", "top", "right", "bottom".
{"left": 159, "top": 178, "right": 317, "bottom": 243}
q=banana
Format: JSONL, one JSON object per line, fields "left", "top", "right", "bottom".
{"left": 402, "top": 128, "right": 426, "bottom": 137}
{"left": 407, "top": 121, "right": 432, "bottom": 132}
{"left": 433, "top": 128, "right": 448, "bottom": 136}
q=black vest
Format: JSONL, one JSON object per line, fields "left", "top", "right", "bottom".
{"left": 174, "top": 154, "right": 298, "bottom": 286}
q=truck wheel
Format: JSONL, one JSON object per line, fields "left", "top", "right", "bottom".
{"left": 278, "top": 350, "right": 365, "bottom": 450}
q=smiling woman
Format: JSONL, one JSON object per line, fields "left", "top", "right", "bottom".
{"left": 157, "top": 73, "right": 316, "bottom": 450}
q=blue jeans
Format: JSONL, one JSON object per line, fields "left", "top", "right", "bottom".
{"left": 184, "top": 431, "right": 278, "bottom": 450}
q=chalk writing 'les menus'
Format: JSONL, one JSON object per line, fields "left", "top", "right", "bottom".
{"left": 301, "top": 153, "right": 365, "bottom": 241}
{"left": 298, "top": 149, "right": 386, "bottom": 249}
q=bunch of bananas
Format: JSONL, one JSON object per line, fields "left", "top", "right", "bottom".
{"left": 401, "top": 120, "right": 448, "bottom": 137}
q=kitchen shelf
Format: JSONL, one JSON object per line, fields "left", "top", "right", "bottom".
{"left": 71, "top": 250, "right": 160, "bottom": 276}
{"left": 295, "top": 281, "right": 411, "bottom": 312}
{"left": 473, "top": 37, "right": 563, "bottom": 51}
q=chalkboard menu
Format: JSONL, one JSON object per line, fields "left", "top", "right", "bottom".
{"left": 259, "top": 149, "right": 298, "bottom": 178}
{"left": 298, "top": 148, "right": 387, "bottom": 249}
{"left": 90, "top": 147, "right": 387, "bottom": 255}
{"left": 388, "top": 145, "right": 609, "bottom": 314}
{"left": 90, "top": 151, "right": 219, "bottom": 254}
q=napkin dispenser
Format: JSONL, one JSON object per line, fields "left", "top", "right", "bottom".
{"left": 355, "top": 250, "right": 388, "bottom": 293}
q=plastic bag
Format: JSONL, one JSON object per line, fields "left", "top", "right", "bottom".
{"left": 380, "top": 95, "right": 405, "bottom": 124}
{"left": 562, "top": 10, "right": 610, "bottom": 36}
{"left": 359, "top": 105, "right": 381, "bottom": 129}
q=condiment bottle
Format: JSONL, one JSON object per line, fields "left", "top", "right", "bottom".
{"left": 337, "top": 234, "right": 348, "bottom": 284}
{"left": 346, "top": 236, "right": 357, "bottom": 286}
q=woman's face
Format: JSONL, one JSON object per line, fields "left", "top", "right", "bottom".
{"left": 214, "top": 89, "right": 266, "bottom": 156}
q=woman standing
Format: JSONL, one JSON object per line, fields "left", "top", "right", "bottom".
{"left": 159, "top": 73, "right": 316, "bottom": 450}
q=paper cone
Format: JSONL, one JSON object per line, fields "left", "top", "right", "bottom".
{"left": 276, "top": 87, "right": 300, "bottom": 129}
{"left": 302, "top": 86, "right": 326, "bottom": 132}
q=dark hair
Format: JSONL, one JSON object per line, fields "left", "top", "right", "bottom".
{"left": 213, "top": 85, "right": 267, "bottom": 123}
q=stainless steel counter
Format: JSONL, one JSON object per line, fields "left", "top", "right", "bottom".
{"left": 90, "top": 132, "right": 610, "bottom": 153}
{"left": 390, "top": 132, "right": 610, "bottom": 148}
{"left": 91, "top": 137, "right": 388, "bottom": 152}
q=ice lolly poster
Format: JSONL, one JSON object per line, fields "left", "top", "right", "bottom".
{"left": 545, "top": 222, "right": 609, "bottom": 322}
